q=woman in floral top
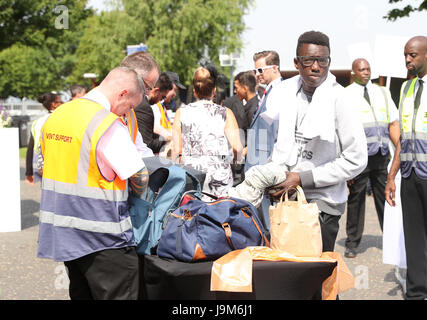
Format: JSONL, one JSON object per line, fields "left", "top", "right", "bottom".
{"left": 172, "top": 67, "right": 243, "bottom": 197}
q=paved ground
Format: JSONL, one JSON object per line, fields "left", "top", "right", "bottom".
{"left": 0, "top": 159, "right": 405, "bottom": 300}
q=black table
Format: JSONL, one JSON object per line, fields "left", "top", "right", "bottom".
{"left": 141, "top": 255, "right": 337, "bottom": 300}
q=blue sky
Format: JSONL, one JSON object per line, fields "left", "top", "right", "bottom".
{"left": 88, "top": 0, "right": 426, "bottom": 77}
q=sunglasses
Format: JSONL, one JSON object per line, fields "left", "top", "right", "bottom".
{"left": 297, "top": 56, "right": 331, "bottom": 68}
{"left": 253, "top": 65, "right": 276, "bottom": 75}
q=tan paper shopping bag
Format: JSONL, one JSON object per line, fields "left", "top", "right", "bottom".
{"left": 269, "top": 186, "right": 322, "bottom": 257}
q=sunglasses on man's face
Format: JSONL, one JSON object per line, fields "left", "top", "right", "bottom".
{"left": 253, "top": 65, "right": 276, "bottom": 75}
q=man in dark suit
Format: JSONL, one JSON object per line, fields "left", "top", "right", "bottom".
{"left": 120, "top": 52, "right": 165, "bottom": 154}
{"left": 233, "top": 71, "right": 259, "bottom": 137}
{"left": 134, "top": 73, "right": 173, "bottom": 154}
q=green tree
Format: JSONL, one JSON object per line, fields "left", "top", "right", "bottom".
{"left": 68, "top": 9, "right": 139, "bottom": 87}
{"left": 384, "top": 0, "right": 427, "bottom": 21}
{"left": 123, "top": 0, "right": 253, "bottom": 85}
{"left": 0, "top": 44, "right": 58, "bottom": 98}
{"left": 0, "top": 0, "right": 93, "bottom": 98}
{"left": 71, "top": 0, "right": 253, "bottom": 86}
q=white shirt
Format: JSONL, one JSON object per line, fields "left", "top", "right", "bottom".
{"left": 414, "top": 74, "right": 426, "bottom": 108}
{"left": 259, "top": 77, "right": 286, "bottom": 124}
{"left": 83, "top": 89, "right": 144, "bottom": 180}
{"left": 346, "top": 81, "right": 398, "bottom": 124}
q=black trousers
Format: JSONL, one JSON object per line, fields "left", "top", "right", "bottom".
{"left": 401, "top": 170, "right": 427, "bottom": 300}
{"left": 319, "top": 212, "right": 341, "bottom": 252}
{"left": 64, "top": 247, "right": 139, "bottom": 300}
{"left": 345, "top": 152, "right": 388, "bottom": 249}
{"left": 231, "top": 163, "right": 245, "bottom": 187}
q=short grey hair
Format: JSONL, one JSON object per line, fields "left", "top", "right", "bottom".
{"left": 120, "top": 51, "right": 160, "bottom": 78}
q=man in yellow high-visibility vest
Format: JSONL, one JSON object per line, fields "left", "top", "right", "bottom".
{"left": 38, "top": 67, "right": 149, "bottom": 300}
{"left": 386, "top": 35, "right": 427, "bottom": 300}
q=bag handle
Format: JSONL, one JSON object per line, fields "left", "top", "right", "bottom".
{"left": 280, "top": 185, "right": 307, "bottom": 204}
{"left": 179, "top": 190, "right": 218, "bottom": 205}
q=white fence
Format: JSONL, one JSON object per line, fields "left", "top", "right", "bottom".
{"left": 1, "top": 101, "right": 48, "bottom": 147}
{"left": 2, "top": 101, "right": 48, "bottom": 117}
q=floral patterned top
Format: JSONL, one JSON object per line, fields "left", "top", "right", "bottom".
{"left": 180, "top": 99, "right": 233, "bottom": 197}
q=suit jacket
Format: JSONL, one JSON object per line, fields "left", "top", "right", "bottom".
{"left": 134, "top": 96, "right": 165, "bottom": 154}
{"left": 244, "top": 95, "right": 259, "bottom": 130}
{"left": 245, "top": 89, "right": 278, "bottom": 172}
{"left": 223, "top": 95, "right": 246, "bottom": 130}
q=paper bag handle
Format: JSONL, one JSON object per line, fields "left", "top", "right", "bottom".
{"left": 280, "top": 185, "right": 307, "bottom": 204}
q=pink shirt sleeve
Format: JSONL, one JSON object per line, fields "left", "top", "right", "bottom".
{"left": 96, "top": 120, "right": 144, "bottom": 181}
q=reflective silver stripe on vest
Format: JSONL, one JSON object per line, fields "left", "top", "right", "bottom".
{"left": 400, "top": 153, "right": 427, "bottom": 162}
{"left": 40, "top": 210, "right": 132, "bottom": 234}
{"left": 77, "top": 108, "right": 110, "bottom": 185}
{"left": 42, "top": 178, "right": 127, "bottom": 202}
{"left": 129, "top": 110, "right": 137, "bottom": 141}
{"left": 366, "top": 136, "right": 390, "bottom": 144}
{"left": 401, "top": 131, "right": 427, "bottom": 141}
{"left": 363, "top": 122, "right": 388, "bottom": 129}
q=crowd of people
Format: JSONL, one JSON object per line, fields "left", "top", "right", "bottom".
{"left": 27, "top": 30, "right": 427, "bottom": 300}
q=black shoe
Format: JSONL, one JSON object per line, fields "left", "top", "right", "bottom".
{"left": 344, "top": 247, "right": 357, "bottom": 258}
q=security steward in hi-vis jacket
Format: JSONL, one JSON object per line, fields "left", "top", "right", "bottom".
{"left": 343, "top": 58, "right": 400, "bottom": 259}
{"left": 386, "top": 36, "right": 427, "bottom": 300}
{"left": 37, "top": 67, "right": 149, "bottom": 300}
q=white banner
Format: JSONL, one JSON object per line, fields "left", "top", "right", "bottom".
{"left": 0, "top": 128, "right": 21, "bottom": 232}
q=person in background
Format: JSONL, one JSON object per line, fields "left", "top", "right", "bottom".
{"left": 172, "top": 66, "right": 243, "bottom": 197}
{"left": 121, "top": 52, "right": 167, "bottom": 154}
{"left": 343, "top": 58, "right": 400, "bottom": 258}
{"left": 223, "top": 75, "right": 247, "bottom": 186}
{"left": 151, "top": 73, "right": 176, "bottom": 139}
{"left": 149, "top": 72, "right": 175, "bottom": 157}
{"left": 25, "top": 92, "right": 62, "bottom": 185}
{"left": 138, "top": 72, "right": 174, "bottom": 155}
{"left": 246, "top": 50, "right": 283, "bottom": 233}
{"left": 234, "top": 71, "right": 259, "bottom": 145}
{"left": 164, "top": 71, "right": 186, "bottom": 112}
{"left": 70, "top": 85, "right": 86, "bottom": 100}
{"left": 385, "top": 35, "right": 427, "bottom": 300}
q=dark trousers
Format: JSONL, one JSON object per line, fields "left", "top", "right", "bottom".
{"left": 345, "top": 152, "right": 388, "bottom": 249}
{"left": 64, "top": 247, "right": 139, "bottom": 300}
{"left": 319, "top": 212, "right": 341, "bottom": 252}
{"left": 401, "top": 170, "right": 427, "bottom": 300}
{"left": 231, "top": 163, "right": 245, "bottom": 187}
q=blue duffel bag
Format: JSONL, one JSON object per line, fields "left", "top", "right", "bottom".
{"left": 157, "top": 196, "right": 269, "bottom": 262}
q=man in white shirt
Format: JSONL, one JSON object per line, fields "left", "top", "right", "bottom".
{"left": 343, "top": 58, "right": 400, "bottom": 258}
{"left": 246, "top": 50, "right": 284, "bottom": 232}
